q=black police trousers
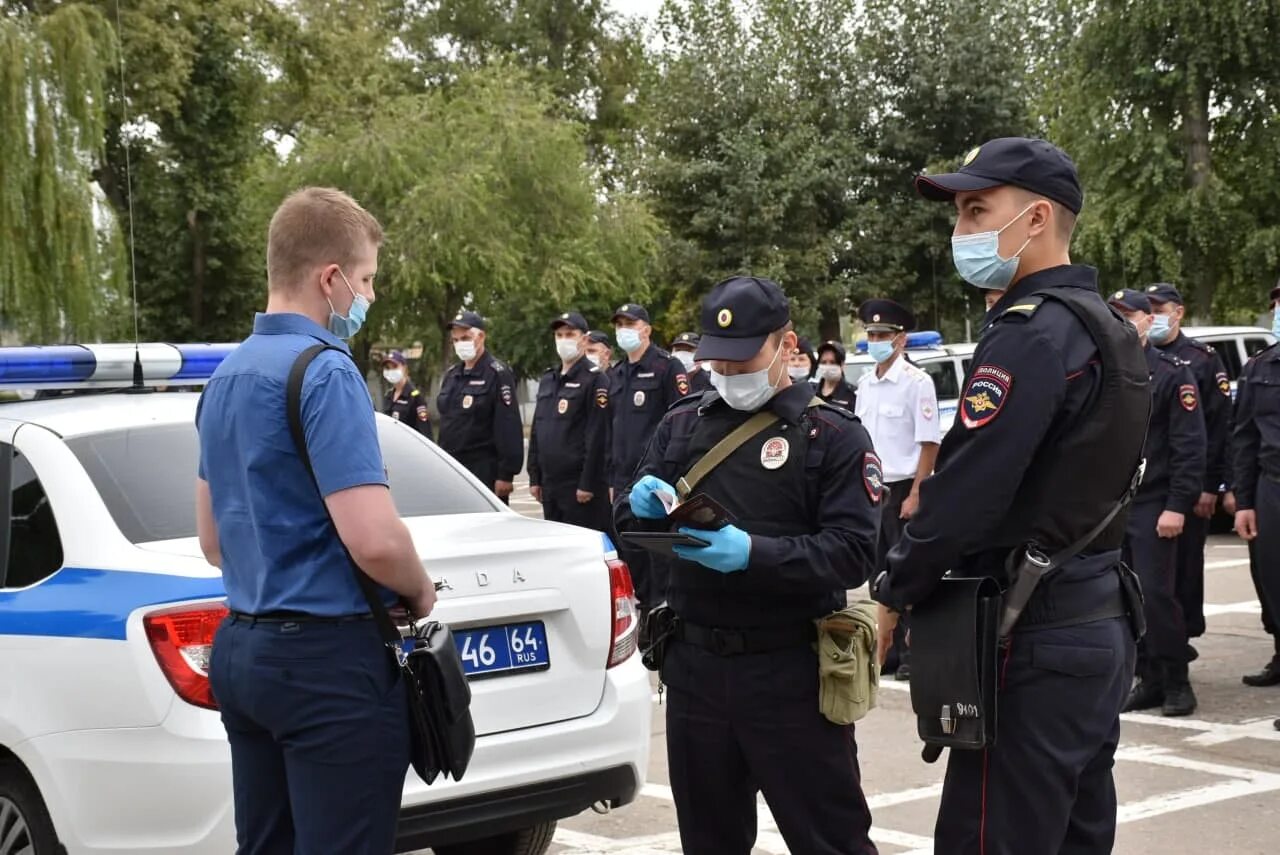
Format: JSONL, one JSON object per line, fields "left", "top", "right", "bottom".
{"left": 1251, "top": 478, "right": 1280, "bottom": 648}
{"left": 661, "top": 640, "right": 877, "bottom": 855}
{"left": 935, "top": 616, "right": 1135, "bottom": 854}
{"left": 1122, "top": 497, "right": 1187, "bottom": 672}
{"left": 1175, "top": 511, "right": 1209, "bottom": 639}
{"left": 878, "top": 480, "right": 912, "bottom": 673}
{"left": 1247, "top": 540, "right": 1280, "bottom": 659}
{"left": 540, "top": 485, "right": 611, "bottom": 532}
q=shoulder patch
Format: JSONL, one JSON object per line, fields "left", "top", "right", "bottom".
{"left": 595, "top": 387, "right": 609, "bottom": 408}
{"left": 676, "top": 372, "right": 690, "bottom": 396}
{"left": 1216, "top": 371, "right": 1231, "bottom": 397}
{"left": 1179, "top": 384, "right": 1198, "bottom": 412}
{"left": 863, "top": 452, "right": 885, "bottom": 503}
{"left": 961, "top": 364, "right": 1012, "bottom": 429}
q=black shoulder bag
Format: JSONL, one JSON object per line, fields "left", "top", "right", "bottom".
{"left": 286, "top": 344, "right": 476, "bottom": 785}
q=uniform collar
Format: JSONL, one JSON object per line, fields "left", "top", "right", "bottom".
{"left": 868, "top": 354, "right": 906, "bottom": 384}
{"left": 463, "top": 350, "right": 494, "bottom": 374}
{"left": 561, "top": 356, "right": 591, "bottom": 379}
{"left": 627, "top": 344, "right": 659, "bottom": 370}
{"left": 1002, "top": 264, "right": 1099, "bottom": 304}
{"left": 767, "top": 381, "right": 818, "bottom": 424}
{"left": 252, "top": 312, "right": 349, "bottom": 352}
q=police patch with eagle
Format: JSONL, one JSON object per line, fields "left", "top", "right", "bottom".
{"left": 961, "top": 364, "right": 1013, "bottom": 429}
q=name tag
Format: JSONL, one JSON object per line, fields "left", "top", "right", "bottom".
{"left": 564, "top": 382, "right": 582, "bottom": 388}
{"left": 637, "top": 372, "right": 656, "bottom": 378}
{"left": 468, "top": 380, "right": 486, "bottom": 386}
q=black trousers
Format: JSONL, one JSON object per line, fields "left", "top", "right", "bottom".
{"left": 661, "top": 640, "right": 877, "bottom": 855}
{"left": 541, "top": 484, "right": 611, "bottom": 532}
{"left": 878, "top": 480, "right": 912, "bottom": 672}
{"left": 1251, "top": 478, "right": 1280, "bottom": 656}
{"left": 935, "top": 617, "right": 1135, "bottom": 854}
{"left": 1122, "top": 498, "right": 1187, "bottom": 673}
{"left": 1175, "top": 511, "right": 1208, "bottom": 638}
{"left": 1248, "top": 540, "right": 1280, "bottom": 659}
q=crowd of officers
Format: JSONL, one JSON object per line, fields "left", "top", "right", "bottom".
{"left": 375, "top": 136, "right": 1280, "bottom": 854}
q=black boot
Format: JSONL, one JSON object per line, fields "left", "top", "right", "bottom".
{"left": 1162, "top": 661, "right": 1197, "bottom": 717}
{"left": 1123, "top": 679, "right": 1164, "bottom": 712}
{"left": 1242, "top": 658, "right": 1280, "bottom": 687}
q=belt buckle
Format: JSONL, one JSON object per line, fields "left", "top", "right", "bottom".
{"left": 710, "top": 628, "right": 745, "bottom": 655}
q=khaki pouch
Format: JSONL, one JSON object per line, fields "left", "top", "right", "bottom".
{"left": 815, "top": 601, "right": 879, "bottom": 725}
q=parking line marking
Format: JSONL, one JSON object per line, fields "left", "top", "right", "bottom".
{"left": 1203, "top": 559, "right": 1250, "bottom": 569}
{"left": 1202, "top": 600, "right": 1261, "bottom": 616}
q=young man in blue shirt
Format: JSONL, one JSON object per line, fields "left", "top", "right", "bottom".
{"left": 196, "top": 187, "right": 436, "bottom": 854}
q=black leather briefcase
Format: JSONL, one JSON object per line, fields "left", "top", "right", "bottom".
{"left": 404, "top": 620, "right": 476, "bottom": 784}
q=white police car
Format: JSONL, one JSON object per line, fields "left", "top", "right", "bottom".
{"left": 844, "top": 332, "right": 974, "bottom": 432}
{"left": 0, "top": 344, "right": 650, "bottom": 855}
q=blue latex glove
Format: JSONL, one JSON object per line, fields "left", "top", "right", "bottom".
{"left": 629, "top": 475, "right": 675, "bottom": 520}
{"left": 672, "top": 525, "right": 750, "bottom": 574}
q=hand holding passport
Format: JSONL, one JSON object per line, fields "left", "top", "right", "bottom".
{"left": 621, "top": 489, "right": 736, "bottom": 556}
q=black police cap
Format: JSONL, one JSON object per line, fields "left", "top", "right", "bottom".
{"left": 817, "top": 340, "right": 847, "bottom": 363}
{"left": 587, "top": 330, "right": 611, "bottom": 345}
{"left": 858, "top": 298, "right": 916, "bottom": 333}
{"left": 1108, "top": 289, "right": 1152, "bottom": 314}
{"left": 549, "top": 311, "right": 589, "bottom": 332}
{"left": 447, "top": 310, "right": 486, "bottom": 331}
{"left": 1145, "top": 283, "right": 1183, "bottom": 306}
{"left": 695, "top": 276, "right": 790, "bottom": 362}
{"left": 382, "top": 349, "right": 407, "bottom": 366}
{"left": 795, "top": 337, "right": 817, "bottom": 362}
{"left": 915, "top": 137, "right": 1084, "bottom": 215}
{"left": 611, "top": 303, "right": 651, "bottom": 324}
{"left": 671, "top": 331, "right": 700, "bottom": 351}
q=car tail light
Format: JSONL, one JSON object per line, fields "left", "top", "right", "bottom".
{"left": 144, "top": 602, "right": 228, "bottom": 710}
{"left": 607, "top": 557, "right": 638, "bottom": 668}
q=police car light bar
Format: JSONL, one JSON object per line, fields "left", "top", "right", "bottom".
{"left": 0, "top": 343, "right": 239, "bottom": 390}
{"left": 853, "top": 330, "right": 944, "bottom": 353}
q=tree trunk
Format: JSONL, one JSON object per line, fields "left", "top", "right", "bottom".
{"left": 188, "top": 208, "right": 205, "bottom": 337}
{"left": 1183, "top": 75, "right": 1214, "bottom": 318}
{"left": 818, "top": 301, "right": 842, "bottom": 343}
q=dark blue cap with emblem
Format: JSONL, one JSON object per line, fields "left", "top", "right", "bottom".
{"left": 818, "top": 340, "right": 847, "bottom": 363}
{"left": 858, "top": 298, "right": 916, "bottom": 333}
{"left": 549, "top": 311, "right": 588, "bottom": 332}
{"left": 587, "top": 330, "right": 610, "bottom": 345}
{"left": 448, "top": 310, "right": 487, "bottom": 331}
{"left": 795, "top": 336, "right": 817, "bottom": 361}
{"left": 915, "top": 137, "right": 1084, "bottom": 215}
{"left": 671, "top": 331, "right": 700, "bottom": 351}
{"left": 611, "top": 303, "right": 650, "bottom": 324}
{"left": 1145, "top": 283, "right": 1183, "bottom": 306}
{"left": 381, "top": 349, "right": 407, "bottom": 366}
{"left": 1108, "top": 289, "right": 1152, "bottom": 314}
{"left": 696, "top": 276, "right": 791, "bottom": 362}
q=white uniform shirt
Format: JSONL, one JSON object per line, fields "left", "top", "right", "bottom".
{"left": 855, "top": 356, "right": 942, "bottom": 483}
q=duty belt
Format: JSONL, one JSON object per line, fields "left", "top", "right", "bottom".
{"left": 674, "top": 620, "right": 816, "bottom": 656}
{"left": 1015, "top": 568, "right": 1128, "bottom": 632}
{"left": 229, "top": 610, "right": 374, "bottom": 625}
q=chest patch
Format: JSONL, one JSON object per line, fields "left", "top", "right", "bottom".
{"left": 961, "top": 364, "right": 1012, "bottom": 429}
{"left": 863, "top": 452, "right": 885, "bottom": 503}
{"left": 1216, "top": 372, "right": 1231, "bottom": 397}
{"left": 1179, "top": 384, "right": 1199, "bottom": 412}
{"left": 760, "top": 437, "right": 790, "bottom": 470}
{"left": 391, "top": 410, "right": 401, "bottom": 421}
{"left": 557, "top": 398, "right": 569, "bottom": 414}
{"left": 462, "top": 394, "right": 474, "bottom": 409}
{"left": 633, "top": 390, "right": 646, "bottom": 407}
{"left": 565, "top": 382, "right": 581, "bottom": 389}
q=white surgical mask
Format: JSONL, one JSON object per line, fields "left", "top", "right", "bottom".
{"left": 710, "top": 344, "right": 784, "bottom": 411}
{"left": 616, "top": 327, "right": 643, "bottom": 353}
{"left": 586, "top": 353, "right": 602, "bottom": 367}
{"left": 382, "top": 368, "right": 404, "bottom": 385}
{"left": 454, "top": 339, "right": 477, "bottom": 361}
{"left": 788, "top": 366, "right": 811, "bottom": 381}
{"left": 818, "top": 364, "right": 843, "bottom": 381}
{"left": 556, "top": 338, "right": 580, "bottom": 362}
{"left": 674, "top": 351, "right": 696, "bottom": 370}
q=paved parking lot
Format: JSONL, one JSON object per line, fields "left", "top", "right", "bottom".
{"left": 508, "top": 476, "right": 1280, "bottom": 854}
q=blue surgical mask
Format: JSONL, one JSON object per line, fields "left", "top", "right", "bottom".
{"left": 951, "top": 203, "right": 1037, "bottom": 290}
{"left": 616, "top": 327, "right": 643, "bottom": 354}
{"left": 1148, "top": 314, "right": 1173, "bottom": 345}
{"left": 868, "top": 341, "right": 896, "bottom": 364}
{"left": 327, "top": 269, "right": 368, "bottom": 339}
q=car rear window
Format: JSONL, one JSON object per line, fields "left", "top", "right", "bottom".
{"left": 65, "top": 420, "right": 496, "bottom": 544}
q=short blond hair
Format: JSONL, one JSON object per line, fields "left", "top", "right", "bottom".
{"left": 267, "top": 187, "right": 383, "bottom": 291}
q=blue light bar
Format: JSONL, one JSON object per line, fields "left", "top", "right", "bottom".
{"left": 0, "top": 343, "right": 240, "bottom": 390}
{"left": 854, "top": 330, "right": 944, "bottom": 353}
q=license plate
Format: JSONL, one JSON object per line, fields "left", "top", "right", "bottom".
{"left": 453, "top": 621, "right": 550, "bottom": 678}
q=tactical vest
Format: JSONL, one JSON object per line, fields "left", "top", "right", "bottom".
{"left": 992, "top": 288, "right": 1150, "bottom": 557}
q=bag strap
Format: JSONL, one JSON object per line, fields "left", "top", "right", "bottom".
{"left": 286, "top": 343, "right": 406, "bottom": 660}
{"left": 675, "top": 396, "right": 825, "bottom": 499}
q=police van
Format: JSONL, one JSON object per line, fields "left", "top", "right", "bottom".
{"left": 0, "top": 344, "right": 650, "bottom": 855}
{"left": 844, "top": 332, "right": 975, "bottom": 432}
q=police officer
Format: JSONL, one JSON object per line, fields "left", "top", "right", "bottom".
{"left": 815, "top": 340, "right": 857, "bottom": 410}
{"left": 528, "top": 312, "right": 611, "bottom": 530}
{"left": 789, "top": 336, "right": 818, "bottom": 384}
{"left": 437, "top": 310, "right": 524, "bottom": 503}
{"left": 615, "top": 275, "right": 881, "bottom": 855}
{"left": 1109, "top": 289, "right": 1206, "bottom": 716}
{"left": 857, "top": 298, "right": 941, "bottom": 681}
{"left": 874, "top": 137, "right": 1149, "bottom": 853}
{"left": 1148, "top": 282, "right": 1231, "bottom": 659}
{"left": 380, "top": 350, "right": 433, "bottom": 440}
{"left": 585, "top": 330, "right": 613, "bottom": 370}
{"left": 608, "top": 303, "right": 689, "bottom": 609}
{"left": 671, "top": 331, "right": 713, "bottom": 394}
{"left": 1232, "top": 284, "right": 1280, "bottom": 692}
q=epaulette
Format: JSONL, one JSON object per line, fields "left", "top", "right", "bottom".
{"left": 410, "top": 389, "right": 419, "bottom": 397}
{"left": 1157, "top": 350, "right": 1186, "bottom": 367}
{"left": 1187, "top": 337, "right": 1215, "bottom": 354}
{"left": 997, "top": 295, "right": 1045, "bottom": 322}
{"left": 813, "top": 398, "right": 858, "bottom": 421}
{"left": 490, "top": 359, "right": 508, "bottom": 373}
{"left": 667, "top": 390, "right": 712, "bottom": 414}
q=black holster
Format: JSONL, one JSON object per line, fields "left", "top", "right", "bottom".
{"left": 1117, "top": 561, "right": 1147, "bottom": 641}
{"left": 641, "top": 605, "right": 678, "bottom": 672}
{"left": 909, "top": 576, "right": 1002, "bottom": 761}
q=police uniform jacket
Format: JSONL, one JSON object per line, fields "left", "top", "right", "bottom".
{"left": 606, "top": 345, "right": 690, "bottom": 490}
{"left": 1231, "top": 343, "right": 1280, "bottom": 510}
{"left": 382, "top": 381, "right": 433, "bottom": 439}
{"left": 817, "top": 378, "right": 858, "bottom": 411}
{"left": 1159, "top": 332, "right": 1231, "bottom": 494}
{"left": 527, "top": 356, "right": 610, "bottom": 493}
{"left": 1139, "top": 346, "right": 1206, "bottom": 511}
{"left": 685, "top": 366, "right": 714, "bottom": 396}
{"left": 875, "top": 266, "right": 1150, "bottom": 612}
{"left": 436, "top": 350, "right": 524, "bottom": 481}
{"left": 613, "top": 382, "right": 883, "bottom": 629}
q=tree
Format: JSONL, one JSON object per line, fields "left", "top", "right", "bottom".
{"left": 0, "top": 2, "right": 124, "bottom": 341}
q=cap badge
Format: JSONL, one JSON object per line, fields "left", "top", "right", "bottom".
{"left": 873, "top": 313, "right": 881, "bottom": 323}
{"left": 1147, "top": 285, "right": 1158, "bottom": 292}
{"left": 963, "top": 146, "right": 981, "bottom": 166}
{"left": 717, "top": 308, "right": 733, "bottom": 328}
{"left": 760, "top": 437, "right": 789, "bottom": 470}
{"left": 1113, "top": 291, "right": 1125, "bottom": 301}
{"left": 455, "top": 313, "right": 464, "bottom": 320}
{"left": 561, "top": 313, "right": 569, "bottom": 319}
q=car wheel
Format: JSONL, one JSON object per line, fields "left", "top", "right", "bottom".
{"left": 0, "top": 766, "right": 62, "bottom": 855}
{"left": 432, "top": 821, "right": 556, "bottom": 855}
